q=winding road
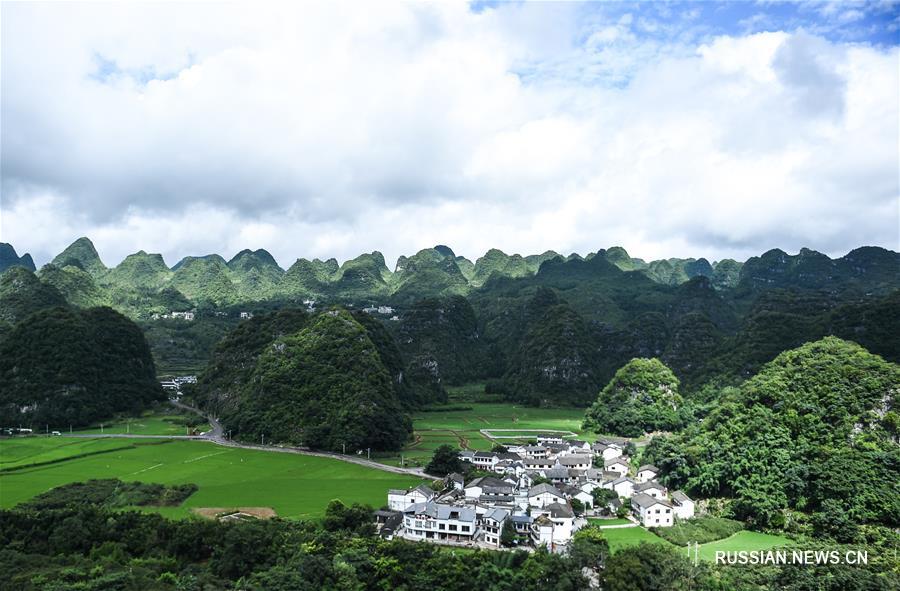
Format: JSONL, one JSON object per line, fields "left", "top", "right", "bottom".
{"left": 61, "top": 400, "right": 431, "bottom": 479}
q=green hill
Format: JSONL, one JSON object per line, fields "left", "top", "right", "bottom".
{"left": 0, "top": 243, "right": 35, "bottom": 274}
{"left": 0, "top": 267, "right": 67, "bottom": 327}
{"left": 38, "top": 263, "right": 108, "bottom": 308}
{"left": 0, "top": 306, "right": 164, "bottom": 428}
{"left": 210, "top": 309, "right": 411, "bottom": 451}
{"left": 645, "top": 337, "right": 900, "bottom": 532}
{"left": 50, "top": 237, "right": 107, "bottom": 278}
{"left": 170, "top": 255, "right": 237, "bottom": 305}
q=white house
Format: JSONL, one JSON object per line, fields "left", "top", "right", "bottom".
{"left": 536, "top": 434, "right": 564, "bottom": 445}
{"left": 524, "top": 457, "right": 556, "bottom": 470}
{"left": 388, "top": 485, "right": 435, "bottom": 511}
{"left": 532, "top": 502, "right": 576, "bottom": 545}
{"left": 631, "top": 493, "right": 674, "bottom": 527}
{"left": 403, "top": 502, "right": 478, "bottom": 542}
{"left": 671, "top": 491, "right": 695, "bottom": 520}
{"left": 527, "top": 483, "right": 567, "bottom": 508}
{"left": 472, "top": 451, "right": 500, "bottom": 470}
{"left": 604, "top": 458, "right": 630, "bottom": 475}
{"left": 557, "top": 454, "right": 592, "bottom": 470}
{"left": 634, "top": 481, "right": 666, "bottom": 499}
{"left": 531, "top": 515, "right": 555, "bottom": 547}
{"left": 608, "top": 476, "right": 635, "bottom": 499}
{"left": 446, "top": 473, "right": 465, "bottom": 491}
{"left": 523, "top": 445, "right": 549, "bottom": 459}
{"left": 481, "top": 507, "right": 509, "bottom": 548}
{"left": 592, "top": 441, "right": 623, "bottom": 461}
{"left": 636, "top": 464, "right": 659, "bottom": 483}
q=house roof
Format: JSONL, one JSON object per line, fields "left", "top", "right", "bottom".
{"left": 467, "top": 476, "right": 511, "bottom": 490}
{"left": 458, "top": 450, "right": 475, "bottom": 457}
{"left": 496, "top": 452, "right": 523, "bottom": 461}
{"left": 611, "top": 476, "right": 635, "bottom": 486}
{"left": 638, "top": 464, "right": 659, "bottom": 473}
{"left": 543, "top": 467, "right": 570, "bottom": 479}
{"left": 484, "top": 508, "right": 510, "bottom": 522}
{"left": 528, "top": 483, "right": 565, "bottom": 498}
{"left": 404, "top": 502, "right": 477, "bottom": 522}
{"left": 558, "top": 455, "right": 591, "bottom": 466}
{"left": 388, "top": 489, "right": 408, "bottom": 496}
{"left": 414, "top": 484, "right": 436, "bottom": 498}
{"left": 604, "top": 458, "right": 629, "bottom": 467}
{"left": 533, "top": 515, "right": 553, "bottom": 526}
{"left": 448, "top": 472, "right": 465, "bottom": 484}
{"left": 544, "top": 502, "right": 575, "bottom": 519}
{"left": 631, "top": 493, "right": 673, "bottom": 510}
{"left": 474, "top": 451, "right": 497, "bottom": 459}
{"left": 634, "top": 481, "right": 665, "bottom": 493}
{"left": 510, "top": 514, "right": 533, "bottom": 524}
{"left": 672, "top": 490, "right": 692, "bottom": 504}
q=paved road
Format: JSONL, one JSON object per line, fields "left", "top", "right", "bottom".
{"left": 61, "top": 400, "right": 430, "bottom": 479}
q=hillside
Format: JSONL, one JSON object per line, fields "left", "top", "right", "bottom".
{"left": 645, "top": 337, "right": 900, "bottom": 533}
{"left": 0, "top": 243, "right": 35, "bottom": 274}
{"left": 0, "top": 306, "right": 164, "bottom": 427}
{"left": 206, "top": 309, "right": 411, "bottom": 451}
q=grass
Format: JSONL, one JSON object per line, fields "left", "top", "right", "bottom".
{"left": 375, "top": 401, "right": 590, "bottom": 467}
{"left": 588, "top": 518, "right": 632, "bottom": 527}
{"left": 598, "top": 525, "right": 794, "bottom": 561}
{"left": 695, "top": 531, "right": 794, "bottom": 561}
{"left": 0, "top": 437, "right": 425, "bottom": 519}
{"left": 75, "top": 414, "right": 210, "bottom": 436}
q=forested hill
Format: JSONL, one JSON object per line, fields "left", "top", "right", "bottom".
{"left": 644, "top": 337, "right": 900, "bottom": 540}
{"left": 0, "top": 306, "right": 164, "bottom": 428}
{"left": 7, "top": 238, "right": 897, "bottom": 314}
{"left": 2, "top": 240, "right": 897, "bottom": 398}
{"left": 196, "top": 308, "right": 418, "bottom": 451}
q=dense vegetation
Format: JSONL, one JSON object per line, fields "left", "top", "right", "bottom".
{"left": 2, "top": 502, "right": 897, "bottom": 591}
{"left": 651, "top": 516, "right": 744, "bottom": 546}
{"left": 0, "top": 306, "right": 164, "bottom": 428}
{"left": 19, "top": 479, "right": 197, "bottom": 510}
{"left": 206, "top": 310, "right": 412, "bottom": 451}
{"left": 584, "top": 358, "right": 686, "bottom": 436}
{"left": 644, "top": 338, "right": 900, "bottom": 537}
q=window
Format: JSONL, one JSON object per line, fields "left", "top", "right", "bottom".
{"left": 439, "top": 524, "right": 445, "bottom": 530}
{"left": 449, "top": 524, "right": 458, "bottom": 531}
{"left": 462, "top": 526, "right": 469, "bottom": 532}
{"left": 415, "top": 520, "right": 422, "bottom": 528}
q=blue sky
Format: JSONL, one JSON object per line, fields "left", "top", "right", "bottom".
{"left": 2, "top": 1, "right": 898, "bottom": 267}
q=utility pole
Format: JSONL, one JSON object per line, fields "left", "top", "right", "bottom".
{"left": 101, "top": 424, "right": 104, "bottom": 434}
{"left": 262, "top": 434, "right": 265, "bottom": 446}
{"left": 69, "top": 425, "right": 72, "bottom": 434}
{"left": 367, "top": 447, "right": 370, "bottom": 460}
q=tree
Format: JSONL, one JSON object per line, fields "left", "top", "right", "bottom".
{"left": 500, "top": 520, "right": 517, "bottom": 547}
{"left": 592, "top": 488, "right": 619, "bottom": 515}
{"left": 491, "top": 443, "right": 509, "bottom": 453}
{"left": 570, "top": 498, "right": 585, "bottom": 516}
{"left": 424, "top": 444, "right": 463, "bottom": 476}
{"left": 569, "top": 526, "right": 609, "bottom": 570}
{"left": 583, "top": 358, "right": 684, "bottom": 437}
{"left": 602, "top": 543, "right": 692, "bottom": 591}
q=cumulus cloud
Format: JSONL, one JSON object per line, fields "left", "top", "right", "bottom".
{"left": 1, "top": 1, "right": 898, "bottom": 268}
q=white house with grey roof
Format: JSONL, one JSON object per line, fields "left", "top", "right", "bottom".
{"left": 631, "top": 493, "right": 674, "bottom": 527}
{"left": 527, "top": 483, "right": 567, "bottom": 508}
{"left": 481, "top": 507, "right": 509, "bottom": 547}
{"left": 388, "top": 484, "right": 436, "bottom": 511}
{"left": 671, "top": 491, "right": 695, "bottom": 520}
{"left": 634, "top": 481, "right": 666, "bottom": 499}
{"left": 604, "top": 457, "right": 630, "bottom": 475}
{"left": 403, "top": 502, "right": 478, "bottom": 542}
{"left": 636, "top": 464, "right": 659, "bottom": 483}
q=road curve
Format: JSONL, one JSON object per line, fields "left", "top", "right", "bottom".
{"left": 60, "top": 400, "right": 431, "bottom": 479}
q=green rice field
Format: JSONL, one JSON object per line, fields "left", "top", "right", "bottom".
{"left": 75, "top": 414, "right": 210, "bottom": 436}
{"left": 0, "top": 437, "right": 425, "bottom": 519}
{"left": 374, "top": 400, "right": 589, "bottom": 467}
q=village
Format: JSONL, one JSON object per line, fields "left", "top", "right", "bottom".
{"left": 377, "top": 434, "right": 694, "bottom": 552}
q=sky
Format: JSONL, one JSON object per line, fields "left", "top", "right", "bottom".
{"left": 2, "top": 0, "right": 899, "bottom": 269}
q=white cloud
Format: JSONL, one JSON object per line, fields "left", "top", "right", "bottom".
{"left": 1, "top": 2, "right": 897, "bottom": 269}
